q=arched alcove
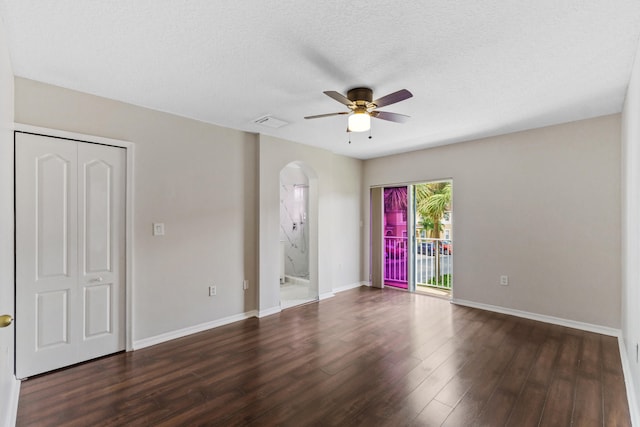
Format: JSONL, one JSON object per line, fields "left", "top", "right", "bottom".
{"left": 278, "top": 161, "right": 319, "bottom": 308}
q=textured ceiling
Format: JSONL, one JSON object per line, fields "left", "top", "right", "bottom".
{"left": 1, "top": 1, "right": 640, "bottom": 159}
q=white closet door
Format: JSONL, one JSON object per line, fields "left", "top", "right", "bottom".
{"left": 76, "top": 142, "right": 125, "bottom": 362}
{"left": 16, "top": 132, "right": 125, "bottom": 378}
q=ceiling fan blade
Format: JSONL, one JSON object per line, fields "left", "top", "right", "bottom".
{"left": 373, "top": 89, "right": 413, "bottom": 108}
{"left": 323, "top": 91, "right": 354, "bottom": 107}
{"left": 304, "top": 112, "right": 350, "bottom": 119}
{"left": 371, "top": 111, "right": 410, "bottom": 123}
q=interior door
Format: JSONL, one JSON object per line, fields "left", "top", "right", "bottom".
{"left": 16, "top": 132, "right": 125, "bottom": 378}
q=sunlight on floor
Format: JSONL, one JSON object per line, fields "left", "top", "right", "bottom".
{"left": 416, "top": 285, "right": 451, "bottom": 299}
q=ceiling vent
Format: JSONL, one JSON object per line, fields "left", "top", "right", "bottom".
{"left": 253, "top": 115, "right": 289, "bottom": 129}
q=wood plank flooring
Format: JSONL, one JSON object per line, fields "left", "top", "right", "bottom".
{"left": 17, "top": 287, "right": 632, "bottom": 426}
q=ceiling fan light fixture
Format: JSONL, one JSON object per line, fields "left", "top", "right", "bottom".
{"left": 348, "top": 111, "right": 370, "bottom": 132}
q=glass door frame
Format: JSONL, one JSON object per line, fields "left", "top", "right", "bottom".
{"left": 407, "top": 185, "right": 416, "bottom": 292}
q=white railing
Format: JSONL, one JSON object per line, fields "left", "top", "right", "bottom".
{"left": 384, "top": 236, "right": 408, "bottom": 284}
{"left": 415, "top": 237, "right": 452, "bottom": 290}
{"left": 384, "top": 236, "right": 453, "bottom": 290}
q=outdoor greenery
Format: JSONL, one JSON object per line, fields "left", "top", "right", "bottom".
{"left": 419, "top": 217, "right": 438, "bottom": 237}
{"left": 426, "top": 274, "right": 452, "bottom": 289}
{"left": 415, "top": 182, "right": 452, "bottom": 288}
{"left": 415, "top": 182, "right": 451, "bottom": 239}
{"left": 384, "top": 187, "right": 408, "bottom": 211}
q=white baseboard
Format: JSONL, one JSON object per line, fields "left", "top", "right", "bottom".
{"left": 133, "top": 310, "right": 258, "bottom": 350}
{"left": 244, "top": 310, "right": 258, "bottom": 319}
{"left": 451, "top": 298, "right": 621, "bottom": 337}
{"left": 320, "top": 281, "right": 371, "bottom": 300}
{"left": 319, "top": 292, "right": 335, "bottom": 300}
{"left": 257, "top": 306, "right": 281, "bottom": 318}
{"left": 333, "top": 281, "right": 370, "bottom": 294}
{"left": 361, "top": 281, "right": 377, "bottom": 288}
{"left": 2, "top": 377, "right": 19, "bottom": 427}
{"left": 619, "top": 337, "right": 640, "bottom": 426}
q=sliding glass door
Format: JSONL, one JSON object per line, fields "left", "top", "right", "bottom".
{"left": 373, "top": 181, "right": 453, "bottom": 297}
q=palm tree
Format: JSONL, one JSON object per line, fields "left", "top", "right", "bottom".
{"left": 415, "top": 182, "right": 451, "bottom": 239}
{"left": 419, "top": 217, "right": 435, "bottom": 237}
{"left": 384, "top": 187, "right": 407, "bottom": 212}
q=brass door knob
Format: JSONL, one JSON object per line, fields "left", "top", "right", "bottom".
{"left": 0, "top": 314, "right": 13, "bottom": 328}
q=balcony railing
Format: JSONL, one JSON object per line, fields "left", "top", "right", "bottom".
{"left": 384, "top": 236, "right": 408, "bottom": 285}
{"left": 415, "top": 238, "right": 452, "bottom": 290}
{"left": 384, "top": 236, "right": 452, "bottom": 291}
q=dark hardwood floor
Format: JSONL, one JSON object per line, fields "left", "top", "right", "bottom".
{"left": 17, "top": 287, "right": 631, "bottom": 426}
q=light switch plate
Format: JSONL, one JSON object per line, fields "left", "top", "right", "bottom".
{"left": 153, "top": 223, "right": 165, "bottom": 236}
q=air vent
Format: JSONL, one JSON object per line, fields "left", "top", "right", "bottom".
{"left": 253, "top": 115, "right": 289, "bottom": 129}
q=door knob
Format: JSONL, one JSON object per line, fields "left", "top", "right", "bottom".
{"left": 0, "top": 314, "right": 12, "bottom": 328}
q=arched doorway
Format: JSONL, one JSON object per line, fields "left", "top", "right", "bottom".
{"left": 279, "top": 162, "right": 318, "bottom": 308}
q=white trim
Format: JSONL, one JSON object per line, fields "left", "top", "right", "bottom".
{"left": 15, "top": 123, "right": 129, "bottom": 147}
{"left": 319, "top": 292, "right": 335, "bottom": 300}
{"left": 2, "top": 377, "right": 19, "bottom": 427}
{"left": 133, "top": 310, "right": 258, "bottom": 350}
{"left": 451, "top": 298, "right": 621, "bottom": 337}
{"left": 333, "top": 281, "right": 369, "bottom": 294}
{"left": 619, "top": 337, "right": 640, "bottom": 426}
{"left": 14, "top": 124, "right": 136, "bottom": 352}
{"left": 125, "top": 140, "right": 135, "bottom": 351}
{"left": 281, "top": 299, "right": 316, "bottom": 310}
{"left": 244, "top": 310, "right": 258, "bottom": 318}
{"left": 258, "top": 306, "right": 281, "bottom": 318}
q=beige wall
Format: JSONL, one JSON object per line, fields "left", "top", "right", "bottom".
{"left": 0, "top": 13, "right": 16, "bottom": 427}
{"left": 622, "top": 34, "right": 640, "bottom": 422}
{"left": 15, "top": 78, "right": 259, "bottom": 341}
{"left": 364, "top": 115, "right": 621, "bottom": 328}
{"left": 13, "top": 78, "right": 365, "bottom": 343}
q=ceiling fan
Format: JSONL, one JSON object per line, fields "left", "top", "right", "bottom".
{"left": 304, "top": 87, "right": 413, "bottom": 132}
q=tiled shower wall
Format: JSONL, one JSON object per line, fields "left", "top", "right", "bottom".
{"left": 280, "top": 165, "right": 309, "bottom": 278}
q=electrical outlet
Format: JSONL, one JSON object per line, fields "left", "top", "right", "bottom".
{"left": 500, "top": 275, "right": 509, "bottom": 286}
{"left": 209, "top": 286, "right": 216, "bottom": 296}
{"left": 243, "top": 280, "right": 249, "bottom": 290}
